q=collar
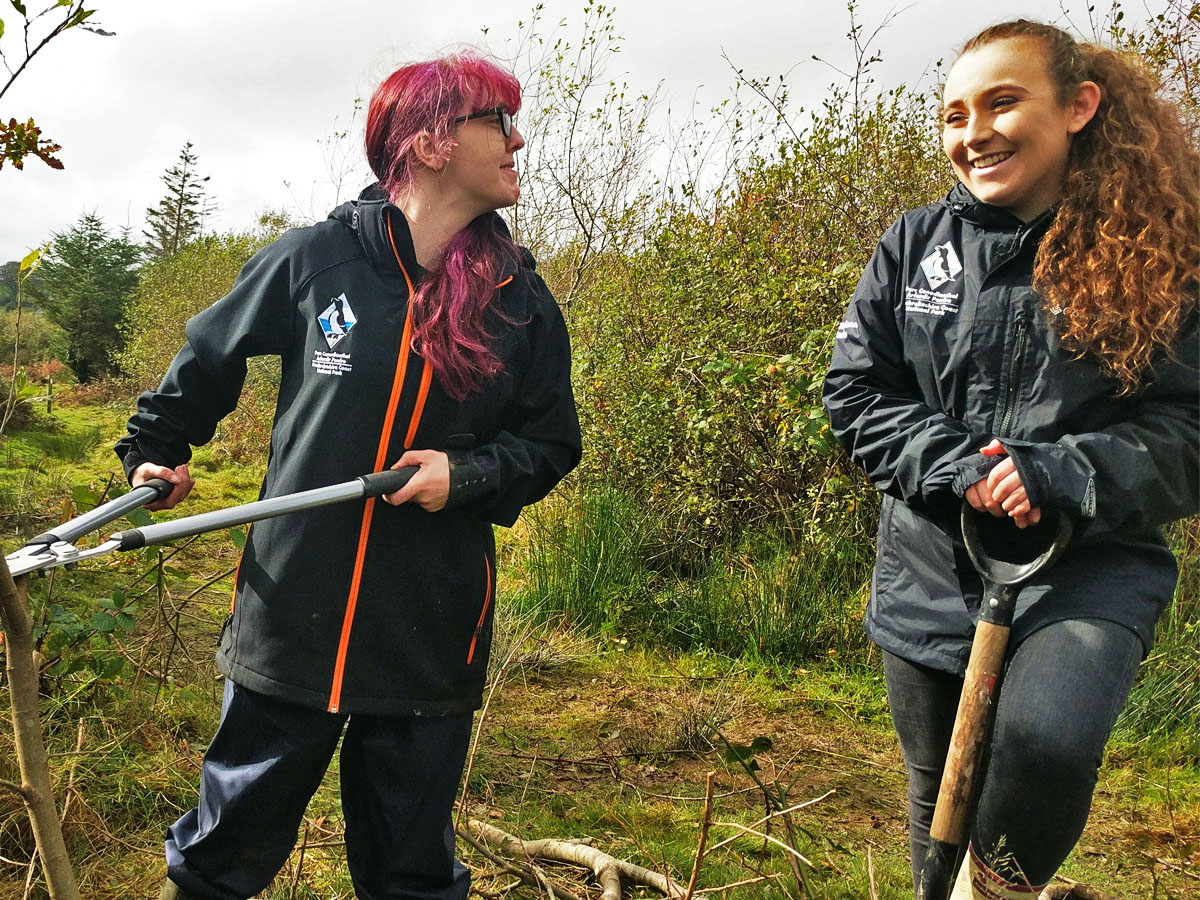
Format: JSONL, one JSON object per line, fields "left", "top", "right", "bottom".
{"left": 341, "top": 184, "right": 421, "bottom": 288}
{"left": 332, "top": 183, "right": 531, "bottom": 287}
{"left": 943, "top": 182, "right": 1055, "bottom": 234}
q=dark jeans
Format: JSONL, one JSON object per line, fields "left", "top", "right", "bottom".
{"left": 166, "top": 680, "right": 474, "bottom": 900}
{"left": 884, "top": 618, "right": 1142, "bottom": 891}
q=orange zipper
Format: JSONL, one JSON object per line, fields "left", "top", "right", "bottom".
{"left": 229, "top": 524, "right": 252, "bottom": 613}
{"left": 327, "top": 212, "right": 417, "bottom": 713}
{"left": 405, "top": 359, "right": 433, "bottom": 449}
{"left": 466, "top": 556, "right": 492, "bottom": 665}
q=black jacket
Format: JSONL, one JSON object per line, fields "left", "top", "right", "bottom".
{"left": 116, "top": 190, "right": 581, "bottom": 714}
{"left": 823, "top": 184, "right": 1198, "bottom": 674}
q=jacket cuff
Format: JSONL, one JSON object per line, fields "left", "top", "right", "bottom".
{"left": 117, "top": 445, "right": 149, "bottom": 485}
{"left": 1003, "top": 441, "right": 1097, "bottom": 519}
{"left": 950, "top": 453, "right": 1003, "bottom": 497}
{"left": 445, "top": 448, "right": 491, "bottom": 509}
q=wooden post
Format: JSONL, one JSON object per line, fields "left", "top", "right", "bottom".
{"left": 0, "top": 554, "right": 80, "bottom": 899}
{"left": 45, "top": 377, "right": 52, "bottom": 415}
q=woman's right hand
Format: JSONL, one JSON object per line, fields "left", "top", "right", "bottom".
{"left": 132, "top": 462, "right": 195, "bottom": 511}
{"left": 964, "top": 439, "right": 1042, "bottom": 529}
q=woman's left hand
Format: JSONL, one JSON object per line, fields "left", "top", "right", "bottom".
{"left": 382, "top": 449, "right": 450, "bottom": 511}
{"left": 972, "top": 439, "right": 1042, "bottom": 528}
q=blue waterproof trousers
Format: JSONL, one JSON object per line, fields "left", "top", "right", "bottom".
{"left": 165, "top": 679, "right": 473, "bottom": 900}
{"left": 884, "top": 617, "right": 1142, "bottom": 892}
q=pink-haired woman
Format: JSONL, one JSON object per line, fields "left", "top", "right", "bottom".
{"left": 118, "top": 53, "right": 581, "bottom": 900}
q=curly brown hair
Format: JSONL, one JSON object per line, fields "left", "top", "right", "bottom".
{"left": 961, "top": 20, "right": 1199, "bottom": 392}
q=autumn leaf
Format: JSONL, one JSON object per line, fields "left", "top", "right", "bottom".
{"left": 0, "top": 117, "right": 64, "bottom": 171}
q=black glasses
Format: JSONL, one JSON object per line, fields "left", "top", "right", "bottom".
{"left": 452, "top": 106, "right": 514, "bottom": 138}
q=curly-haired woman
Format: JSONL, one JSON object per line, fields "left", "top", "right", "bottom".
{"left": 120, "top": 52, "right": 581, "bottom": 900}
{"left": 823, "top": 19, "right": 1198, "bottom": 898}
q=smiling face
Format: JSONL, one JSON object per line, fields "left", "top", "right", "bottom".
{"left": 442, "top": 104, "right": 525, "bottom": 216}
{"left": 941, "top": 37, "right": 1099, "bottom": 222}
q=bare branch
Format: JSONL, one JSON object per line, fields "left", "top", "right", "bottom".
{"left": 2, "top": 2, "right": 90, "bottom": 103}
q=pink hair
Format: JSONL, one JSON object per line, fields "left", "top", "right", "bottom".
{"left": 365, "top": 52, "right": 523, "bottom": 399}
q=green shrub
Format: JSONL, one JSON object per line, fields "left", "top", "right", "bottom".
{"left": 118, "top": 216, "right": 291, "bottom": 464}
{"left": 563, "top": 83, "right": 948, "bottom": 570}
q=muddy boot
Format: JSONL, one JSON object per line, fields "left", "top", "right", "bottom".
{"left": 949, "top": 846, "right": 1048, "bottom": 900}
{"left": 159, "top": 878, "right": 206, "bottom": 900}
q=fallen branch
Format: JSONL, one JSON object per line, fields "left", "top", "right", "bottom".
{"left": 699, "top": 873, "right": 785, "bottom": 893}
{"left": 704, "top": 790, "right": 835, "bottom": 857}
{"left": 468, "top": 818, "right": 688, "bottom": 900}
{"left": 709, "top": 821, "right": 815, "bottom": 869}
{"left": 456, "top": 824, "right": 585, "bottom": 900}
{"left": 1145, "top": 856, "right": 1200, "bottom": 882}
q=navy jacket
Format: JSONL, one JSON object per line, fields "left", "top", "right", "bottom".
{"left": 117, "top": 190, "right": 581, "bottom": 714}
{"left": 823, "top": 184, "right": 1198, "bottom": 674}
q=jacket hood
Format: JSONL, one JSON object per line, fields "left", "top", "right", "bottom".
{"left": 329, "top": 183, "right": 532, "bottom": 285}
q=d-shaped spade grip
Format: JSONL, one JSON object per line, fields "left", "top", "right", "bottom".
{"left": 110, "top": 467, "right": 422, "bottom": 551}
{"left": 961, "top": 506, "right": 1074, "bottom": 598}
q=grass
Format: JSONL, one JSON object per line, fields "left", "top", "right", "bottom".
{"left": 0, "top": 404, "right": 1196, "bottom": 898}
{"left": 23, "top": 424, "right": 104, "bottom": 464}
{"left": 513, "top": 486, "right": 658, "bottom": 634}
{"left": 510, "top": 487, "right": 874, "bottom": 666}
{"left": 0, "top": 608, "right": 1195, "bottom": 898}
{"left": 1114, "top": 520, "right": 1200, "bottom": 754}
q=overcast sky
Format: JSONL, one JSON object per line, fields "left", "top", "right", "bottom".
{"left": 0, "top": 0, "right": 1145, "bottom": 263}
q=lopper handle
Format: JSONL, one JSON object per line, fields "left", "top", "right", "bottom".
{"left": 139, "top": 478, "right": 176, "bottom": 503}
{"left": 111, "top": 467, "right": 423, "bottom": 551}
{"left": 24, "top": 477, "right": 175, "bottom": 548}
{"left": 358, "top": 467, "right": 419, "bottom": 497}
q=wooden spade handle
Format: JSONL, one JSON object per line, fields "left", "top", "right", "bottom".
{"left": 930, "top": 618, "right": 1011, "bottom": 842}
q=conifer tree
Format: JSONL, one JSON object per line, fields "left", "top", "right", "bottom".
{"left": 34, "top": 212, "right": 139, "bottom": 382}
{"left": 142, "top": 141, "right": 212, "bottom": 258}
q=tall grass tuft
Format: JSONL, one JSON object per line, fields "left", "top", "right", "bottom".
{"left": 659, "top": 530, "right": 872, "bottom": 663}
{"left": 30, "top": 424, "right": 104, "bottom": 462}
{"left": 514, "top": 487, "right": 656, "bottom": 633}
{"left": 1116, "top": 518, "right": 1200, "bottom": 747}
{"left": 515, "top": 486, "right": 874, "bottom": 665}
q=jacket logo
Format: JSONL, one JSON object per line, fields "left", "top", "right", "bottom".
{"left": 920, "top": 242, "right": 962, "bottom": 289}
{"left": 318, "top": 293, "right": 357, "bottom": 348}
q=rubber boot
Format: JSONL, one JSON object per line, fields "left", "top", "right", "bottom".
{"left": 948, "top": 845, "right": 1047, "bottom": 899}
{"left": 159, "top": 878, "right": 206, "bottom": 900}
{"left": 949, "top": 853, "right": 971, "bottom": 900}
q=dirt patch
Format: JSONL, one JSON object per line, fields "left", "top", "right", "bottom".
{"left": 468, "top": 652, "right": 1197, "bottom": 898}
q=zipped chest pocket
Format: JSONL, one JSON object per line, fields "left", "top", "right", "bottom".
{"left": 995, "top": 311, "right": 1032, "bottom": 437}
